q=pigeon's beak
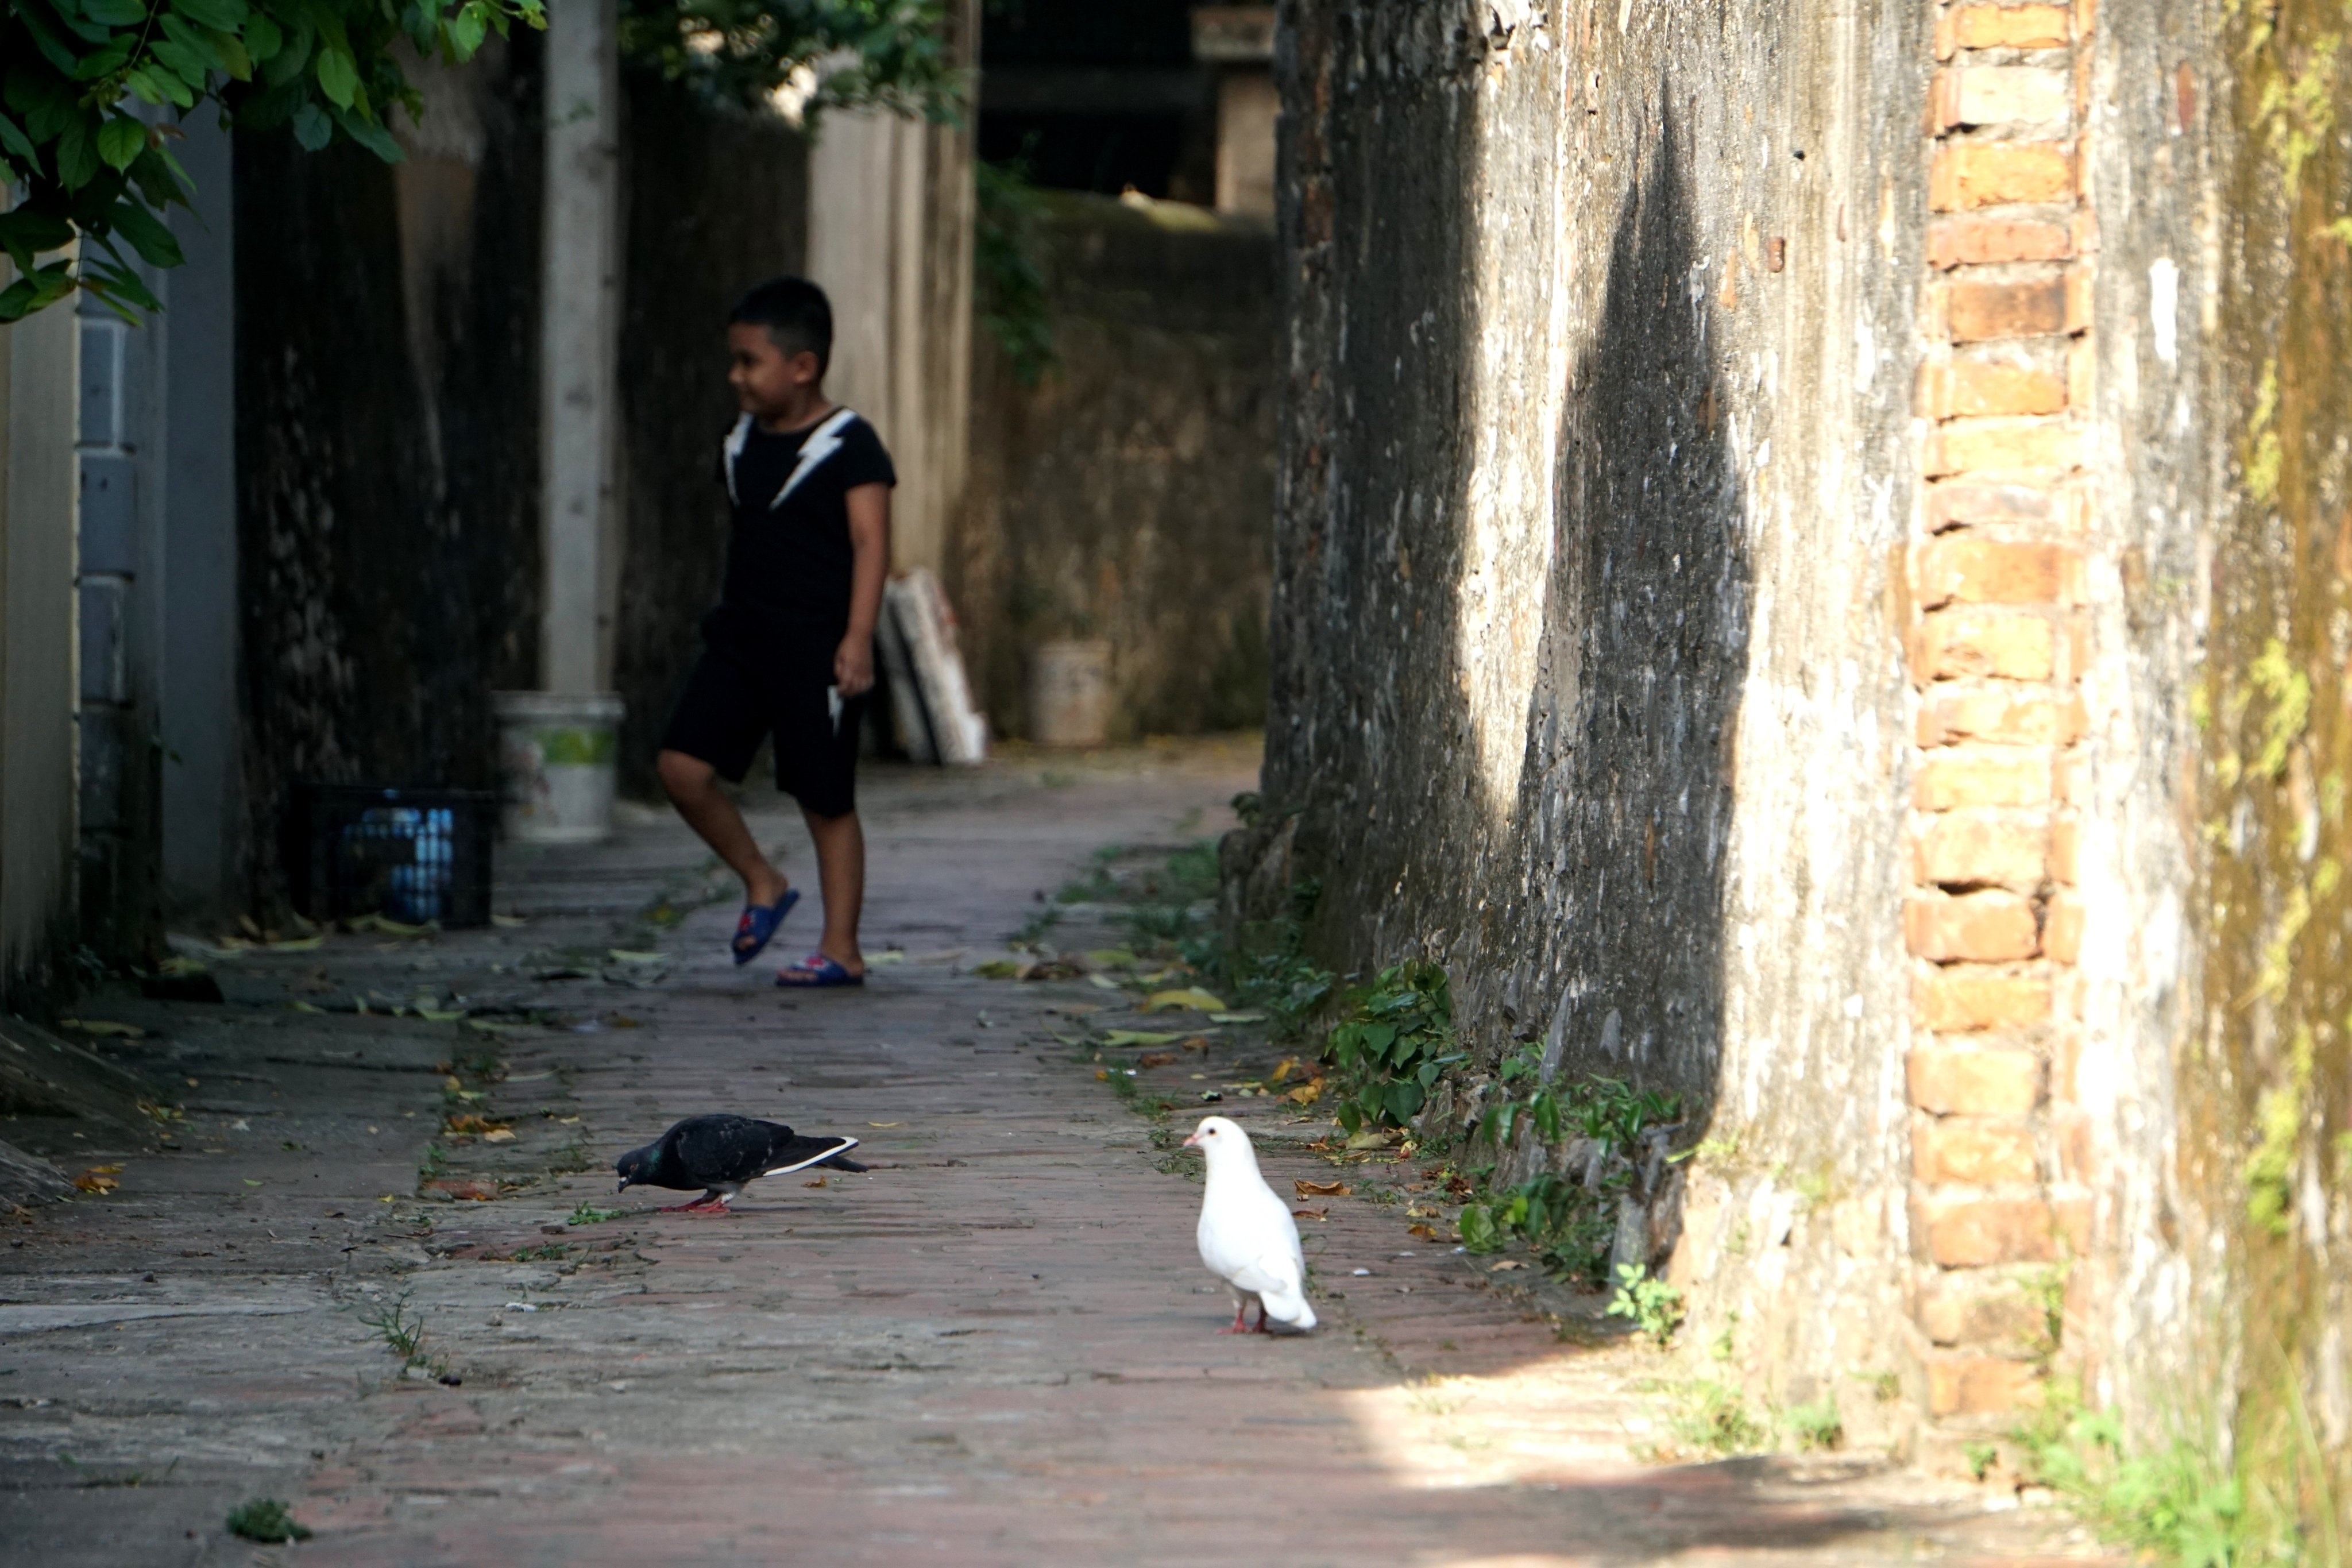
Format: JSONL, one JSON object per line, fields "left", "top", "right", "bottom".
{"left": 615, "top": 1176, "right": 628, "bottom": 1194}
{"left": 1181, "top": 1130, "right": 1202, "bottom": 1148}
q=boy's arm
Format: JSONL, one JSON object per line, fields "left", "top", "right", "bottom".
{"left": 835, "top": 481, "right": 891, "bottom": 697}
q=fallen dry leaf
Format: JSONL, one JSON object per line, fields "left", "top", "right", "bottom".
{"left": 57, "top": 1018, "right": 143, "bottom": 1038}
{"left": 1488, "top": 1259, "right": 1527, "bottom": 1272}
{"left": 482, "top": 1128, "right": 516, "bottom": 1144}
{"left": 1284, "top": 1082, "right": 1323, "bottom": 1105}
{"left": 1141, "top": 987, "right": 1227, "bottom": 1014}
{"left": 802, "top": 1175, "right": 827, "bottom": 1188}
{"left": 1268, "top": 1057, "right": 1301, "bottom": 1085}
{"left": 1296, "top": 1179, "right": 1348, "bottom": 1198}
{"left": 1137, "top": 1051, "right": 1177, "bottom": 1069}
{"left": 74, "top": 1173, "right": 118, "bottom": 1194}
{"left": 86, "top": 1164, "right": 123, "bottom": 1175}
{"left": 1101, "top": 1029, "right": 1183, "bottom": 1047}
{"left": 867, "top": 1121, "right": 903, "bottom": 1128}
{"left": 1292, "top": 1207, "right": 1329, "bottom": 1222}
{"left": 1407, "top": 1223, "right": 1438, "bottom": 1240}
{"left": 1181, "top": 1037, "right": 1211, "bottom": 1053}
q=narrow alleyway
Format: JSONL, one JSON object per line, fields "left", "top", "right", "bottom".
{"left": 3, "top": 744, "right": 2112, "bottom": 1566}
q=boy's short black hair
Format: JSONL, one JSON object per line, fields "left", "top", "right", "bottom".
{"left": 730, "top": 276, "right": 833, "bottom": 374}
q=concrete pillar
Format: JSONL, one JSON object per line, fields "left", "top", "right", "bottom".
{"left": 509, "top": 0, "right": 627, "bottom": 843}
{"left": 538, "top": 0, "right": 623, "bottom": 694}
{"left": 805, "top": 74, "right": 975, "bottom": 576}
{"left": 0, "top": 273, "right": 82, "bottom": 990}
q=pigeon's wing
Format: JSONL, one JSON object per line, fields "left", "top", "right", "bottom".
{"left": 1200, "top": 1184, "right": 1307, "bottom": 1296}
{"left": 761, "top": 1133, "right": 859, "bottom": 1177}
{"left": 671, "top": 1116, "right": 786, "bottom": 1187}
{"left": 1229, "top": 1196, "right": 1315, "bottom": 1327}
{"left": 1223, "top": 1242, "right": 1304, "bottom": 1301}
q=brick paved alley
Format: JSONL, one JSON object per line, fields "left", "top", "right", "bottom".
{"left": 1, "top": 744, "right": 2115, "bottom": 1566}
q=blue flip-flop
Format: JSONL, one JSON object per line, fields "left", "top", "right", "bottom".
{"left": 775, "top": 952, "right": 864, "bottom": 988}
{"left": 731, "top": 889, "right": 799, "bottom": 965}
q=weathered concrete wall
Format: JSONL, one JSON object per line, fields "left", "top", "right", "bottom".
{"left": 613, "top": 78, "right": 809, "bottom": 794}
{"left": 954, "top": 193, "right": 1276, "bottom": 741}
{"left": 233, "top": 40, "right": 545, "bottom": 909}
{"left": 1256, "top": 0, "right": 1928, "bottom": 1432}
{"left": 1254, "top": 0, "right": 2349, "bottom": 1515}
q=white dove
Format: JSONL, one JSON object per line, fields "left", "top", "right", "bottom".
{"left": 1184, "top": 1115, "right": 1316, "bottom": 1333}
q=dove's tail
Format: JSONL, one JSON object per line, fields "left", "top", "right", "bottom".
{"left": 1260, "top": 1283, "right": 1317, "bottom": 1331}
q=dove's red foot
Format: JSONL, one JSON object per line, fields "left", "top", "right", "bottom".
{"left": 1218, "top": 1303, "right": 1251, "bottom": 1334}
{"left": 659, "top": 1194, "right": 730, "bottom": 1214}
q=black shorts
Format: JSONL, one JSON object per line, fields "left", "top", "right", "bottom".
{"left": 658, "top": 644, "right": 866, "bottom": 818}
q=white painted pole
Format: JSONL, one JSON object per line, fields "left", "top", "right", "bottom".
{"left": 538, "top": 0, "right": 620, "bottom": 696}
{"left": 509, "top": 0, "right": 624, "bottom": 844}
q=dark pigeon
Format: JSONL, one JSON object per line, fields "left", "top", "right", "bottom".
{"left": 615, "top": 1115, "right": 866, "bottom": 1215}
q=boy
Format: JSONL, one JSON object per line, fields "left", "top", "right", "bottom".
{"left": 655, "top": 276, "right": 893, "bottom": 987}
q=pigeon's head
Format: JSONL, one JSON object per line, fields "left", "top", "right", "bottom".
{"left": 1182, "top": 1115, "right": 1254, "bottom": 1167}
{"left": 615, "top": 1145, "right": 652, "bottom": 1194}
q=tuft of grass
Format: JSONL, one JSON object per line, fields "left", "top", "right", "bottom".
{"left": 1662, "top": 1378, "right": 1768, "bottom": 1458}
{"left": 1103, "top": 1068, "right": 1176, "bottom": 1121}
{"left": 355, "top": 1293, "right": 444, "bottom": 1379}
{"left": 226, "top": 1499, "right": 312, "bottom": 1543}
{"left": 1013, "top": 906, "right": 1064, "bottom": 946}
{"left": 1784, "top": 1397, "right": 1844, "bottom": 1452}
{"left": 566, "top": 1202, "right": 626, "bottom": 1226}
{"left": 2014, "top": 1383, "right": 2248, "bottom": 1567}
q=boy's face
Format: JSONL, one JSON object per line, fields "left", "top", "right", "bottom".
{"left": 728, "top": 322, "right": 821, "bottom": 421}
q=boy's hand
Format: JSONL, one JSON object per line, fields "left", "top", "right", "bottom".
{"left": 834, "top": 635, "right": 875, "bottom": 698}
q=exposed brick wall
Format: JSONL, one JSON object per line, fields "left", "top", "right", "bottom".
{"left": 1905, "top": 0, "right": 2099, "bottom": 1446}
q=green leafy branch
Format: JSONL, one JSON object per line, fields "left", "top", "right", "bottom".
{"left": 616, "top": 0, "right": 962, "bottom": 124}
{"left": 2, "top": 0, "right": 544, "bottom": 320}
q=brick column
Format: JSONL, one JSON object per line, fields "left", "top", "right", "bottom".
{"left": 1904, "top": 0, "right": 2096, "bottom": 1457}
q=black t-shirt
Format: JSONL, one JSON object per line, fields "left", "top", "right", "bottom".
{"left": 706, "top": 405, "right": 895, "bottom": 658}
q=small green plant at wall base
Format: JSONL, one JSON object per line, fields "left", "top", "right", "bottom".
{"left": 1479, "top": 1045, "right": 1683, "bottom": 1156}
{"left": 1784, "top": 1398, "right": 1844, "bottom": 1452}
{"left": 2014, "top": 1383, "right": 2247, "bottom": 1567}
{"left": 566, "top": 1202, "right": 625, "bottom": 1226}
{"left": 1964, "top": 1442, "right": 2000, "bottom": 1482}
{"left": 1663, "top": 1378, "right": 1767, "bottom": 1458}
{"left": 1456, "top": 1171, "right": 1620, "bottom": 1285}
{"left": 226, "top": 1499, "right": 311, "bottom": 1543}
{"left": 1605, "top": 1264, "right": 1686, "bottom": 1347}
{"left": 1323, "top": 960, "right": 1465, "bottom": 1132}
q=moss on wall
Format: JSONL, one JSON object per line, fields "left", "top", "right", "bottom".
{"left": 2195, "top": 0, "right": 2352, "bottom": 1544}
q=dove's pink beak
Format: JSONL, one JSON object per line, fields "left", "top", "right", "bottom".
{"left": 1181, "top": 1130, "right": 1203, "bottom": 1148}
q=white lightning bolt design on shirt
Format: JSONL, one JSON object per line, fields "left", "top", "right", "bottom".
{"left": 721, "top": 415, "right": 753, "bottom": 504}
{"left": 771, "top": 407, "right": 860, "bottom": 509}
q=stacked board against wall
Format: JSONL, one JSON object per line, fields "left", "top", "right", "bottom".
{"left": 877, "top": 567, "right": 988, "bottom": 766}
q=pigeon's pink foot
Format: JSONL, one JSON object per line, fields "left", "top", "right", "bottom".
{"left": 659, "top": 1195, "right": 722, "bottom": 1213}
{"left": 1217, "top": 1304, "right": 1250, "bottom": 1334}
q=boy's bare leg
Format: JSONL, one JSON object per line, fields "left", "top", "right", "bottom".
{"left": 656, "top": 750, "right": 790, "bottom": 912}
{"left": 802, "top": 806, "right": 864, "bottom": 976}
